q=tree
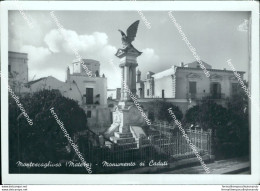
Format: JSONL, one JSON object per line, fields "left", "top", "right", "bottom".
{"left": 185, "top": 100, "right": 230, "bottom": 130}
{"left": 226, "top": 84, "right": 249, "bottom": 157}
{"left": 144, "top": 100, "right": 183, "bottom": 123}
{"left": 185, "top": 100, "right": 230, "bottom": 159}
{"left": 185, "top": 95, "right": 249, "bottom": 159}
{"left": 9, "top": 90, "right": 88, "bottom": 172}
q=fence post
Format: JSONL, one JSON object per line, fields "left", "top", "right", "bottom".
{"left": 176, "top": 131, "right": 179, "bottom": 157}
{"left": 208, "top": 129, "right": 212, "bottom": 155}
{"left": 150, "top": 135, "right": 154, "bottom": 144}
{"left": 158, "top": 121, "right": 160, "bottom": 135}
{"left": 200, "top": 128, "right": 203, "bottom": 152}
{"left": 164, "top": 121, "right": 167, "bottom": 135}
{"left": 195, "top": 128, "right": 197, "bottom": 149}
{"left": 138, "top": 137, "right": 142, "bottom": 149}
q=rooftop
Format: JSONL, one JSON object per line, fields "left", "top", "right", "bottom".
{"left": 177, "top": 66, "right": 245, "bottom": 74}
{"left": 185, "top": 60, "right": 212, "bottom": 69}
{"left": 8, "top": 51, "right": 28, "bottom": 59}
{"left": 72, "top": 58, "right": 100, "bottom": 65}
{"left": 152, "top": 66, "right": 176, "bottom": 79}
{"left": 151, "top": 60, "right": 245, "bottom": 79}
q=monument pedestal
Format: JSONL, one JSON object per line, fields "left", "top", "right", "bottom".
{"left": 104, "top": 25, "right": 149, "bottom": 149}
{"left": 105, "top": 103, "right": 146, "bottom": 136}
{"left": 105, "top": 102, "right": 148, "bottom": 149}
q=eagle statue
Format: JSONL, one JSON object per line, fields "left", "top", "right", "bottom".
{"left": 118, "top": 20, "right": 140, "bottom": 48}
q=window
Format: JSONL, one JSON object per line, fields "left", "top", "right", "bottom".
{"left": 189, "top": 82, "right": 197, "bottom": 94}
{"left": 147, "top": 89, "right": 149, "bottom": 96}
{"left": 139, "top": 88, "right": 142, "bottom": 97}
{"left": 95, "top": 70, "right": 99, "bottom": 77}
{"left": 210, "top": 82, "right": 221, "bottom": 99}
{"left": 189, "top": 81, "right": 197, "bottom": 99}
{"left": 232, "top": 83, "right": 239, "bottom": 95}
{"left": 8, "top": 65, "right": 11, "bottom": 72}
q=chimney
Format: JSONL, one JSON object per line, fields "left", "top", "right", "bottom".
{"left": 66, "top": 66, "right": 70, "bottom": 82}
{"left": 180, "top": 62, "right": 184, "bottom": 67}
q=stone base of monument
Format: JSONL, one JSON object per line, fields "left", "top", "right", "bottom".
{"left": 104, "top": 103, "right": 146, "bottom": 135}
{"left": 107, "top": 128, "right": 147, "bottom": 150}
{"left": 114, "top": 132, "right": 133, "bottom": 138}
{"left": 110, "top": 135, "right": 135, "bottom": 144}
{"left": 104, "top": 103, "right": 149, "bottom": 150}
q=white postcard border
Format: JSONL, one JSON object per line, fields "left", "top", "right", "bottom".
{"left": 1, "top": 1, "right": 259, "bottom": 185}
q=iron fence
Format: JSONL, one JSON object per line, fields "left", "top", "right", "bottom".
{"left": 75, "top": 121, "right": 212, "bottom": 173}
{"left": 150, "top": 121, "right": 212, "bottom": 159}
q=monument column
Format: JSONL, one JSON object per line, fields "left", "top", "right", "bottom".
{"left": 120, "top": 66, "right": 125, "bottom": 100}
{"left": 117, "top": 50, "right": 141, "bottom": 104}
{"left": 129, "top": 66, "right": 132, "bottom": 95}
{"left": 131, "top": 66, "right": 137, "bottom": 94}
{"left": 124, "top": 65, "right": 130, "bottom": 101}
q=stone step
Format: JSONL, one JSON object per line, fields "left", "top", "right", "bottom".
{"left": 105, "top": 141, "right": 113, "bottom": 148}
{"left": 114, "top": 142, "right": 138, "bottom": 151}
{"left": 105, "top": 141, "right": 138, "bottom": 150}
{"left": 114, "top": 132, "right": 133, "bottom": 138}
{"left": 110, "top": 136, "right": 136, "bottom": 144}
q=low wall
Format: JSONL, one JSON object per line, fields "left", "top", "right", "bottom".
{"left": 138, "top": 98, "right": 228, "bottom": 114}
{"left": 138, "top": 98, "right": 190, "bottom": 114}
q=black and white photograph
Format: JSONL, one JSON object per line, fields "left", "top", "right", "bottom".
{"left": 1, "top": 1, "right": 259, "bottom": 185}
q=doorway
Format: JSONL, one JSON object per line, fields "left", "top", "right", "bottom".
{"left": 86, "top": 88, "right": 94, "bottom": 104}
{"left": 162, "top": 90, "right": 165, "bottom": 98}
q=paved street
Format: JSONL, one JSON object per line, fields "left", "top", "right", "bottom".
{"left": 163, "top": 157, "right": 250, "bottom": 174}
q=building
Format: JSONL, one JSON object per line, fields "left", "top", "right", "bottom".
{"left": 8, "top": 51, "right": 29, "bottom": 92}
{"left": 67, "top": 59, "right": 110, "bottom": 128}
{"left": 136, "top": 69, "right": 144, "bottom": 98}
{"left": 72, "top": 59, "right": 100, "bottom": 77}
{"left": 136, "top": 61, "right": 245, "bottom": 113}
{"left": 136, "top": 70, "right": 155, "bottom": 99}
{"left": 22, "top": 58, "right": 111, "bottom": 128}
{"left": 67, "top": 59, "right": 107, "bottom": 106}
{"left": 107, "top": 88, "right": 121, "bottom": 100}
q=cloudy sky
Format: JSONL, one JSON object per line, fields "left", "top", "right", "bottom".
{"left": 9, "top": 11, "right": 250, "bottom": 89}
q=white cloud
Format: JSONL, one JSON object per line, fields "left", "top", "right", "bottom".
{"left": 9, "top": 11, "right": 52, "bottom": 51}
{"left": 102, "top": 59, "right": 121, "bottom": 89}
{"left": 43, "top": 30, "right": 63, "bottom": 53}
{"left": 140, "top": 48, "right": 160, "bottom": 63}
{"left": 20, "top": 45, "right": 52, "bottom": 80}
{"left": 43, "top": 28, "right": 120, "bottom": 87}
{"left": 44, "top": 29, "right": 109, "bottom": 54}
{"left": 237, "top": 19, "right": 248, "bottom": 32}
{"left": 20, "top": 45, "right": 51, "bottom": 64}
{"left": 138, "top": 48, "right": 160, "bottom": 71}
{"left": 100, "top": 45, "right": 117, "bottom": 60}
{"left": 13, "top": 25, "right": 160, "bottom": 88}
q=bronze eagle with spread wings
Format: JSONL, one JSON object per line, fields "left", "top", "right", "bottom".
{"left": 118, "top": 20, "right": 140, "bottom": 48}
